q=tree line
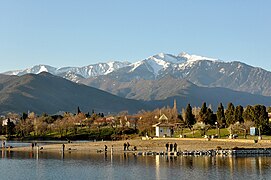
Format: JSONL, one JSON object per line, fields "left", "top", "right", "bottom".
{"left": 0, "top": 102, "right": 270, "bottom": 139}
{"left": 182, "top": 102, "right": 271, "bottom": 135}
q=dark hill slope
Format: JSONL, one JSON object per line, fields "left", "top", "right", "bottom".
{"left": 0, "top": 72, "right": 150, "bottom": 114}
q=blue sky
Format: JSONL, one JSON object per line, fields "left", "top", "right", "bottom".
{"left": 0, "top": 1, "right": 270, "bottom": 73}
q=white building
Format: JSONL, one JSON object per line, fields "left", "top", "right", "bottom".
{"left": 152, "top": 114, "right": 174, "bottom": 137}
{"left": 2, "top": 119, "right": 17, "bottom": 126}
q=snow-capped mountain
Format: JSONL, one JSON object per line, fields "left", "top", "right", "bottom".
{"left": 102, "top": 52, "right": 220, "bottom": 81}
{"left": 4, "top": 52, "right": 218, "bottom": 81}
{"left": 4, "top": 61, "right": 130, "bottom": 82}
{"left": 80, "top": 52, "right": 271, "bottom": 98}
{"left": 3, "top": 52, "right": 271, "bottom": 98}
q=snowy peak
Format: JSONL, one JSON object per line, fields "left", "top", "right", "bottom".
{"left": 14, "top": 65, "right": 57, "bottom": 76}
{"left": 127, "top": 52, "right": 220, "bottom": 76}
{"left": 128, "top": 54, "right": 171, "bottom": 76}
{"left": 2, "top": 51, "right": 222, "bottom": 82}
{"left": 178, "top": 52, "right": 218, "bottom": 62}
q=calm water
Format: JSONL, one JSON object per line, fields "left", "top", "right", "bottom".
{"left": 1, "top": 149, "right": 271, "bottom": 180}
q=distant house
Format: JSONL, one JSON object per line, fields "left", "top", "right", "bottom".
{"left": 268, "top": 113, "right": 271, "bottom": 123}
{"left": 94, "top": 117, "right": 116, "bottom": 126}
{"left": 124, "top": 116, "right": 139, "bottom": 129}
{"left": 2, "top": 118, "right": 17, "bottom": 126}
{"left": 152, "top": 114, "right": 174, "bottom": 137}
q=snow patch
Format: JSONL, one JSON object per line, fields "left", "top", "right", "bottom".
{"left": 37, "top": 65, "right": 49, "bottom": 74}
{"left": 178, "top": 52, "right": 218, "bottom": 62}
{"left": 219, "top": 68, "right": 226, "bottom": 74}
{"left": 129, "top": 61, "right": 144, "bottom": 72}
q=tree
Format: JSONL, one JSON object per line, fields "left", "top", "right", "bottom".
{"left": 253, "top": 105, "right": 270, "bottom": 134}
{"left": 193, "top": 122, "right": 211, "bottom": 136}
{"left": 77, "top": 106, "right": 81, "bottom": 114}
{"left": 184, "top": 104, "right": 196, "bottom": 129}
{"left": 199, "top": 102, "right": 208, "bottom": 123}
{"left": 234, "top": 105, "right": 244, "bottom": 123}
{"left": 15, "top": 118, "right": 33, "bottom": 137}
{"left": 206, "top": 108, "right": 216, "bottom": 125}
{"left": 6, "top": 118, "right": 15, "bottom": 138}
{"left": 216, "top": 103, "right": 225, "bottom": 127}
{"left": 22, "top": 112, "right": 28, "bottom": 121}
{"left": 225, "top": 103, "right": 235, "bottom": 126}
{"left": 243, "top": 105, "right": 254, "bottom": 122}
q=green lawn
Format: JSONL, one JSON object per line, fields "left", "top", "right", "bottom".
{"left": 176, "top": 128, "right": 230, "bottom": 138}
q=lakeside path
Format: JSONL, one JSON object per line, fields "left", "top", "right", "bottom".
{"left": 9, "top": 138, "right": 271, "bottom": 153}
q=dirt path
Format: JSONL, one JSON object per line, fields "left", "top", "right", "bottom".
{"left": 8, "top": 138, "right": 271, "bottom": 154}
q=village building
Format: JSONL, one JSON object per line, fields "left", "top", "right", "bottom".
{"left": 2, "top": 118, "right": 17, "bottom": 126}
{"left": 152, "top": 114, "right": 175, "bottom": 137}
{"left": 93, "top": 117, "right": 116, "bottom": 126}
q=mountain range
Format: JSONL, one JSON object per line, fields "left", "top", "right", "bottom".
{"left": 1, "top": 52, "right": 271, "bottom": 114}
{"left": 4, "top": 52, "right": 271, "bottom": 97}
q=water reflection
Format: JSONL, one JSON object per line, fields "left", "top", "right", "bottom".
{"left": 1, "top": 150, "right": 271, "bottom": 179}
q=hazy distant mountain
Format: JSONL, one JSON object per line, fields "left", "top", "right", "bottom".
{"left": 82, "top": 75, "right": 271, "bottom": 109}
{"left": 0, "top": 72, "right": 150, "bottom": 115}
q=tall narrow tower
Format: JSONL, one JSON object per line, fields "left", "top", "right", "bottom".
{"left": 173, "top": 99, "right": 177, "bottom": 111}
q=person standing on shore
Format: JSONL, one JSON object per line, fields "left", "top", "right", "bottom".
{"left": 127, "top": 142, "right": 130, "bottom": 151}
{"left": 174, "top": 143, "right": 177, "bottom": 152}
{"left": 169, "top": 143, "right": 173, "bottom": 152}
{"left": 166, "top": 143, "right": 169, "bottom": 151}
{"left": 104, "top": 145, "right": 108, "bottom": 152}
{"left": 124, "top": 142, "right": 127, "bottom": 151}
{"left": 62, "top": 144, "right": 65, "bottom": 152}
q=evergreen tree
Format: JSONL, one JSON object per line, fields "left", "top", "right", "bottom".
{"left": 77, "top": 106, "right": 81, "bottom": 114}
{"left": 243, "top": 105, "right": 254, "bottom": 122}
{"left": 253, "top": 105, "right": 270, "bottom": 134}
{"left": 206, "top": 108, "right": 216, "bottom": 125}
{"left": 234, "top": 105, "right": 244, "bottom": 123}
{"left": 216, "top": 103, "right": 225, "bottom": 127}
{"left": 225, "top": 102, "right": 235, "bottom": 126}
{"left": 185, "top": 104, "right": 196, "bottom": 129}
{"left": 22, "top": 112, "right": 28, "bottom": 121}
{"left": 6, "top": 118, "right": 15, "bottom": 138}
{"left": 199, "top": 102, "right": 208, "bottom": 124}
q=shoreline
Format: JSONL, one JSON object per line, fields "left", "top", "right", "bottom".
{"left": 5, "top": 138, "right": 271, "bottom": 154}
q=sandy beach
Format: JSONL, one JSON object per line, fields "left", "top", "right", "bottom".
{"left": 8, "top": 138, "right": 271, "bottom": 154}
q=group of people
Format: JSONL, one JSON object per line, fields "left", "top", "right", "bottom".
{"left": 123, "top": 142, "right": 130, "bottom": 151}
{"left": 165, "top": 142, "right": 178, "bottom": 152}
{"left": 31, "top": 142, "right": 38, "bottom": 149}
{"left": 123, "top": 142, "right": 137, "bottom": 151}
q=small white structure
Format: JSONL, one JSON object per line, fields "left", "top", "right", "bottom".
{"left": 2, "top": 118, "right": 17, "bottom": 126}
{"left": 152, "top": 114, "right": 174, "bottom": 137}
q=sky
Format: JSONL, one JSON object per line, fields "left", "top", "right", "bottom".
{"left": 0, "top": 0, "right": 271, "bottom": 73}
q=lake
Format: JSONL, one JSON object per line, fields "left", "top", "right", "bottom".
{"left": 1, "top": 148, "right": 271, "bottom": 180}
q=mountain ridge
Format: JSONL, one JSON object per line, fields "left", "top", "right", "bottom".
{"left": 3, "top": 52, "right": 271, "bottom": 98}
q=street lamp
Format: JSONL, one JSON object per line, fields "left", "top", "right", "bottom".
{"left": 215, "top": 122, "right": 220, "bottom": 138}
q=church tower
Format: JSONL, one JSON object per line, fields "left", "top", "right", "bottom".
{"left": 173, "top": 99, "right": 177, "bottom": 111}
